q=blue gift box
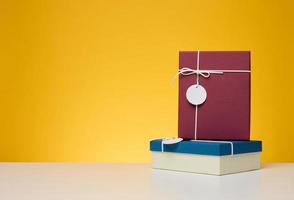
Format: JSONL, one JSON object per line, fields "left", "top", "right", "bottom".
{"left": 150, "top": 139, "right": 262, "bottom": 156}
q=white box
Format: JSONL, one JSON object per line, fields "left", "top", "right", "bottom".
{"left": 151, "top": 151, "right": 261, "bottom": 175}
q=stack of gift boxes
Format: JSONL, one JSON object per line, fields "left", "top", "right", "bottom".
{"left": 150, "top": 51, "right": 262, "bottom": 175}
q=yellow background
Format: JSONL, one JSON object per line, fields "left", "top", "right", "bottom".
{"left": 1, "top": 0, "right": 293, "bottom": 162}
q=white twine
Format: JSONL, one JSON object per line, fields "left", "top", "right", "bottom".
{"left": 178, "top": 50, "right": 251, "bottom": 139}
{"left": 177, "top": 68, "right": 251, "bottom": 78}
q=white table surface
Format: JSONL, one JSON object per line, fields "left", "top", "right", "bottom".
{"left": 0, "top": 163, "right": 293, "bottom": 200}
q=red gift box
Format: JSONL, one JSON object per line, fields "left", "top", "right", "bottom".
{"left": 178, "top": 51, "right": 250, "bottom": 140}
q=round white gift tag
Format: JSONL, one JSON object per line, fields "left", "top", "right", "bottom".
{"left": 162, "top": 138, "right": 183, "bottom": 145}
{"left": 186, "top": 84, "right": 207, "bottom": 106}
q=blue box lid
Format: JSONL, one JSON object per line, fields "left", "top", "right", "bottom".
{"left": 150, "top": 139, "right": 262, "bottom": 156}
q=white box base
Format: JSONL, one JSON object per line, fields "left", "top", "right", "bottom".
{"left": 151, "top": 151, "right": 261, "bottom": 175}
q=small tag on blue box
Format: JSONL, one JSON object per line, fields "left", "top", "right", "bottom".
{"left": 162, "top": 138, "right": 183, "bottom": 144}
